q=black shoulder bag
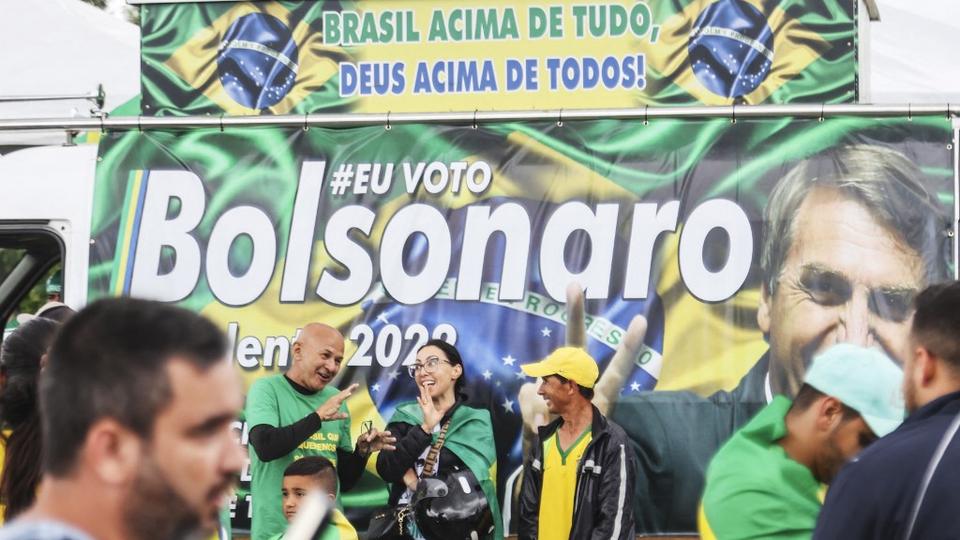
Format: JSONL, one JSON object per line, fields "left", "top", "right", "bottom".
{"left": 368, "top": 420, "right": 451, "bottom": 540}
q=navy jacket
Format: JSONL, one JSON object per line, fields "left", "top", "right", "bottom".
{"left": 814, "top": 391, "right": 960, "bottom": 540}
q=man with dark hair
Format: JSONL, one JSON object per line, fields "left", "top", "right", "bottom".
{"left": 815, "top": 281, "right": 960, "bottom": 539}
{"left": 246, "top": 322, "right": 395, "bottom": 540}
{"left": 518, "top": 347, "right": 637, "bottom": 540}
{"left": 0, "top": 297, "right": 246, "bottom": 540}
{"left": 700, "top": 344, "right": 904, "bottom": 539}
{"left": 270, "top": 457, "right": 356, "bottom": 540}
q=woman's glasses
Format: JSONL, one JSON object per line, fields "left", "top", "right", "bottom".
{"left": 407, "top": 355, "right": 452, "bottom": 379}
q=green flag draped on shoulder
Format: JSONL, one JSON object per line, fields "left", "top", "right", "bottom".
{"left": 391, "top": 402, "right": 503, "bottom": 540}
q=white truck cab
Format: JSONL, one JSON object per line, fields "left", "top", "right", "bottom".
{"left": 0, "top": 144, "right": 98, "bottom": 333}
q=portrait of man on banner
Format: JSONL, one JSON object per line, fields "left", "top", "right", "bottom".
{"left": 604, "top": 143, "right": 952, "bottom": 533}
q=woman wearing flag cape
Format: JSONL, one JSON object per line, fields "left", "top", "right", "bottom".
{"left": 376, "top": 340, "right": 502, "bottom": 540}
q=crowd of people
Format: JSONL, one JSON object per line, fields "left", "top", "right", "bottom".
{"left": 0, "top": 146, "right": 955, "bottom": 539}
{"left": 0, "top": 279, "right": 953, "bottom": 539}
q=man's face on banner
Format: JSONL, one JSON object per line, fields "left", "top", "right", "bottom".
{"left": 759, "top": 186, "right": 925, "bottom": 397}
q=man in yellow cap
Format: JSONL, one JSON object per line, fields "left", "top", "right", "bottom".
{"left": 517, "top": 347, "right": 637, "bottom": 540}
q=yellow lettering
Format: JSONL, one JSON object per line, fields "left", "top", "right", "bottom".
{"left": 297, "top": 441, "right": 338, "bottom": 453}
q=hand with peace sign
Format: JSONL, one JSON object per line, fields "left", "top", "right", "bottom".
{"left": 314, "top": 383, "right": 358, "bottom": 421}
{"left": 517, "top": 283, "right": 649, "bottom": 455}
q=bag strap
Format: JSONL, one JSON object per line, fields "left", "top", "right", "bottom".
{"left": 421, "top": 418, "right": 451, "bottom": 477}
{"left": 904, "top": 408, "right": 960, "bottom": 540}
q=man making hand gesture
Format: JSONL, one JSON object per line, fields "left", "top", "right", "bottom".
{"left": 246, "top": 323, "right": 396, "bottom": 540}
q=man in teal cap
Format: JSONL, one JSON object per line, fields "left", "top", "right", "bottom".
{"left": 46, "top": 270, "right": 63, "bottom": 302}
{"left": 699, "top": 343, "right": 905, "bottom": 540}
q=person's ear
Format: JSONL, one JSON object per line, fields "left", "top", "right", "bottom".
{"left": 816, "top": 396, "right": 845, "bottom": 433}
{"left": 916, "top": 347, "right": 938, "bottom": 387}
{"left": 757, "top": 281, "right": 772, "bottom": 334}
{"left": 84, "top": 418, "right": 143, "bottom": 485}
{"left": 451, "top": 363, "right": 463, "bottom": 382}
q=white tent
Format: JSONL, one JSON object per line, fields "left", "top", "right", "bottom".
{"left": 0, "top": 0, "right": 956, "bottom": 146}
{"left": 0, "top": 0, "right": 139, "bottom": 147}
{"left": 865, "top": 0, "right": 960, "bottom": 103}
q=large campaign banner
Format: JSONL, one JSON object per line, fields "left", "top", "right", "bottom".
{"left": 140, "top": 0, "right": 857, "bottom": 115}
{"left": 89, "top": 116, "right": 954, "bottom": 533}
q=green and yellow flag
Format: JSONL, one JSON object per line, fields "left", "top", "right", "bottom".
{"left": 140, "top": 0, "right": 857, "bottom": 116}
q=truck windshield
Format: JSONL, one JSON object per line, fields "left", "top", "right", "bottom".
{"left": 0, "top": 231, "right": 63, "bottom": 336}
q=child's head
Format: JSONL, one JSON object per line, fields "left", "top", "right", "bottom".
{"left": 281, "top": 456, "right": 338, "bottom": 522}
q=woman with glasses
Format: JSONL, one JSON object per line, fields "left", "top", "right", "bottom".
{"left": 375, "top": 339, "right": 502, "bottom": 539}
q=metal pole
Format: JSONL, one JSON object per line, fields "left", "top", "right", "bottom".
{"left": 0, "top": 92, "right": 102, "bottom": 104}
{"left": 0, "top": 85, "right": 105, "bottom": 112}
{"left": 953, "top": 122, "right": 959, "bottom": 276}
{"left": 0, "top": 104, "right": 956, "bottom": 132}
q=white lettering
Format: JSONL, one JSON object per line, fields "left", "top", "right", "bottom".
{"left": 456, "top": 204, "right": 530, "bottom": 300}
{"left": 679, "top": 199, "right": 753, "bottom": 302}
{"left": 206, "top": 206, "right": 277, "bottom": 306}
{"left": 280, "top": 161, "right": 326, "bottom": 302}
{"left": 380, "top": 204, "right": 451, "bottom": 304}
{"left": 624, "top": 201, "right": 679, "bottom": 298}
{"left": 540, "top": 202, "right": 619, "bottom": 300}
{"left": 317, "top": 206, "right": 376, "bottom": 305}
{"left": 130, "top": 170, "right": 204, "bottom": 301}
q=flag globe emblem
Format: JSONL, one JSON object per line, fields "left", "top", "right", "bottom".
{"left": 216, "top": 13, "right": 299, "bottom": 109}
{"left": 687, "top": 0, "right": 774, "bottom": 98}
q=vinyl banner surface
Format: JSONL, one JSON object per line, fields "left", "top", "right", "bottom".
{"left": 90, "top": 116, "right": 954, "bottom": 534}
{"left": 140, "top": 0, "right": 857, "bottom": 116}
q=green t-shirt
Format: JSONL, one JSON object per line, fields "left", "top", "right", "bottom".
{"left": 246, "top": 375, "right": 353, "bottom": 540}
{"left": 699, "top": 395, "right": 823, "bottom": 540}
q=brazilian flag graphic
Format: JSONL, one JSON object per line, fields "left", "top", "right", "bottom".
{"left": 90, "top": 116, "right": 953, "bottom": 533}
{"left": 142, "top": 1, "right": 353, "bottom": 116}
{"left": 140, "top": 0, "right": 857, "bottom": 116}
{"left": 644, "top": 0, "right": 857, "bottom": 105}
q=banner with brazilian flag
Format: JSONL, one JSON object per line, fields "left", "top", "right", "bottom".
{"left": 140, "top": 0, "right": 858, "bottom": 116}
{"left": 89, "top": 116, "right": 954, "bottom": 535}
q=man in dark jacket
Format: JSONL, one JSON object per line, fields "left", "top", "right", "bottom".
{"left": 815, "top": 281, "right": 960, "bottom": 539}
{"left": 518, "top": 347, "right": 636, "bottom": 540}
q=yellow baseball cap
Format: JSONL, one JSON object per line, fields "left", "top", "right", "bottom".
{"left": 521, "top": 347, "right": 600, "bottom": 389}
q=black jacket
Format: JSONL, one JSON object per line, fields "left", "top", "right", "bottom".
{"left": 518, "top": 405, "right": 637, "bottom": 540}
{"left": 376, "top": 417, "right": 465, "bottom": 505}
{"left": 814, "top": 391, "right": 960, "bottom": 540}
